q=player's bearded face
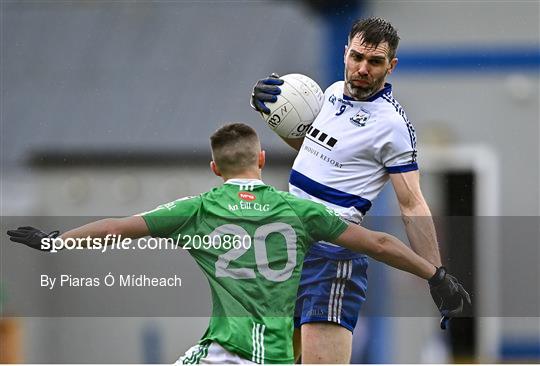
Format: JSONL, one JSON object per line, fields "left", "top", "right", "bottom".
{"left": 344, "top": 64, "right": 388, "bottom": 100}
{"left": 344, "top": 36, "right": 395, "bottom": 101}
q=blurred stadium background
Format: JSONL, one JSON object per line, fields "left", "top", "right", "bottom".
{"left": 1, "top": 0, "right": 539, "bottom": 363}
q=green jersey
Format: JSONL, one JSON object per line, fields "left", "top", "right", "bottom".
{"left": 141, "top": 179, "right": 348, "bottom": 364}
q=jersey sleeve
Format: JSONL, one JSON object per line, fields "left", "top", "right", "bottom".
{"left": 289, "top": 196, "right": 349, "bottom": 243}
{"left": 138, "top": 196, "right": 201, "bottom": 237}
{"left": 380, "top": 115, "right": 418, "bottom": 174}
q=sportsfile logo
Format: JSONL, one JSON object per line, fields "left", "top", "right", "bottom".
{"left": 238, "top": 192, "right": 256, "bottom": 201}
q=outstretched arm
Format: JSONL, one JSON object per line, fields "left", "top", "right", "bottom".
{"left": 333, "top": 223, "right": 470, "bottom": 324}
{"left": 7, "top": 216, "right": 149, "bottom": 251}
{"left": 334, "top": 223, "right": 436, "bottom": 280}
{"left": 59, "top": 216, "right": 149, "bottom": 243}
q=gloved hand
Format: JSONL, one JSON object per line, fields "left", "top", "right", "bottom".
{"left": 7, "top": 226, "right": 60, "bottom": 251}
{"left": 428, "top": 266, "right": 471, "bottom": 329}
{"left": 250, "top": 73, "right": 284, "bottom": 114}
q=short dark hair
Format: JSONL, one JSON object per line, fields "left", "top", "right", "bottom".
{"left": 348, "top": 17, "right": 400, "bottom": 60}
{"left": 210, "top": 123, "right": 260, "bottom": 175}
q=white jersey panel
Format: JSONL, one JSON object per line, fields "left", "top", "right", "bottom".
{"left": 289, "top": 81, "right": 417, "bottom": 218}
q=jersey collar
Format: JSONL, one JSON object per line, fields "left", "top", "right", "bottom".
{"left": 342, "top": 82, "right": 392, "bottom": 102}
{"left": 225, "top": 178, "right": 265, "bottom": 186}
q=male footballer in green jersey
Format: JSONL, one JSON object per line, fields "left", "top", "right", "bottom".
{"left": 7, "top": 123, "right": 469, "bottom": 364}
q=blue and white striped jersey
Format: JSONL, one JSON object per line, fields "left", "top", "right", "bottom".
{"left": 289, "top": 81, "right": 418, "bottom": 228}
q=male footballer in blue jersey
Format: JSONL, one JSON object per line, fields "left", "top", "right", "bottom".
{"left": 251, "top": 17, "right": 448, "bottom": 363}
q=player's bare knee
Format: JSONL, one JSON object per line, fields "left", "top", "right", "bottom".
{"left": 301, "top": 323, "right": 352, "bottom": 351}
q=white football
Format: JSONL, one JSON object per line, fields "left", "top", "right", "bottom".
{"left": 261, "top": 73, "right": 324, "bottom": 139}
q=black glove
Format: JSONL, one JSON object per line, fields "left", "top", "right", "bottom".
{"left": 250, "top": 73, "right": 284, "bottom": 114}
{"left": 7, "top": 226, "right": 60, "bottom": 251}
{"left": 428, "top": 266, "right": 471, "bottom": 329}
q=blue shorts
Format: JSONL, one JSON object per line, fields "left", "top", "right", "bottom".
{"left": 294, "top": 246, "right": 369, "bottom": 332}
